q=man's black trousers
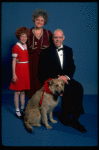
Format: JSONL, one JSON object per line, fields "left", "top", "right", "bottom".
{"left": 61, "top": 79, "right": 84, "bottom": 121}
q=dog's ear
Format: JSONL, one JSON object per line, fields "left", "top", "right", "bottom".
{"left": 48, "top": 79, "right": 54, "bottom": 85}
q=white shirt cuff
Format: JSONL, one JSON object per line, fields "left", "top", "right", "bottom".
{"left": 64, "top": 75, "right": 71, "bottom": 80}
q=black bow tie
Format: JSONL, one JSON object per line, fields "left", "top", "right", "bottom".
{"left": 58, "top": 48, "right": 64, "bottom": 51}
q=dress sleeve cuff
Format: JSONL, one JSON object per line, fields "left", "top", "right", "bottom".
{"left": 12, "top": 53, "right": 18, "bottom": 57}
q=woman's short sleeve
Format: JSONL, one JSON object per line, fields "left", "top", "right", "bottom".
{"left": 12, "top": 45, "right": 18, "bottom": 58}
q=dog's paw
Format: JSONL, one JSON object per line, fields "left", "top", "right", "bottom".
{"left": 32, "top": 123, "right": 41, "bottom": 127}
{"left": 37, "top": 124, "right": 41, "bottom": 127}
{"left": 50, "top": 118, "right": 57, "bottom": 123}
{"left": 46, "top": 125, "right": 52, "bottom": 129}
{"left": 51, "top": 120, "right": 57, "bottom": 123}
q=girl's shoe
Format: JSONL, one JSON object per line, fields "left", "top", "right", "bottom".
{"left": 15, "top": 111, "right": 23, "bottom": 119}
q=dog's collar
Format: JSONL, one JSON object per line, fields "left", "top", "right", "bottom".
{"left": 40, "top": 78, "right": 54, "bottom": 105}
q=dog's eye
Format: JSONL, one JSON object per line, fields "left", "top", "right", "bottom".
{"left": 56, "top": 84, "right": 59, "bottom": 87}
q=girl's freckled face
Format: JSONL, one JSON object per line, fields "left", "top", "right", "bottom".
{"left": 20, "top": 33, "right": 27, "bottom": 44}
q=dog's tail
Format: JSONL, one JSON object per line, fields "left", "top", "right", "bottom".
{"left": 24, "top": 121, "right": 33, "bottom": 133}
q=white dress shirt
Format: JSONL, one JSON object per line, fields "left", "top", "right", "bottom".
{"left": 56, "top": 44, "right": 64, "bottom": 69}
{"left": 56, "top": 44, "right": 70, "bottom": 80}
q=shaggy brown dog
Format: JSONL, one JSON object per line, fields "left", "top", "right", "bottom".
{"left": 24, "top": 78, "right": 65, "bottom": 132}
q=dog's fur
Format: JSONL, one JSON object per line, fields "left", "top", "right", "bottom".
{"left": 24, "top": 79, "right": 65, "bottom": 132}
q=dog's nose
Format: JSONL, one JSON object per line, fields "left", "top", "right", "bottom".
{"left": 60, "top": 90, "right": 64, "bottom": 94}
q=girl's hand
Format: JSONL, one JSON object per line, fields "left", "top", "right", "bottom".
{"left": 12, "top": 74, "right": 17, "bottom": 83}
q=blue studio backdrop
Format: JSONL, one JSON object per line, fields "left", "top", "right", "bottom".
{"left": 1, "top": 2, "right": 98, "bottom": 95}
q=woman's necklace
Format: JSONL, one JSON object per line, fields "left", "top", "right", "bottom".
{"left": 34, "top": 28, "right": 43, "bottom": 40}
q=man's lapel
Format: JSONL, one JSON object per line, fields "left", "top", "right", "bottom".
{"left": 50, "top": 46, "right": 62, "bottom": 69}
{"left": 63, "top": 45, "right": 68, "bottom": 70}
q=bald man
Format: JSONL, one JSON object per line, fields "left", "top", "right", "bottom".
{"left": 38, "top": 29, "right": 87, "bottom": 133}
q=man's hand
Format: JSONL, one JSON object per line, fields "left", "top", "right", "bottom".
{"left": 58, "top": 75, "right": 69, "bottom": 84}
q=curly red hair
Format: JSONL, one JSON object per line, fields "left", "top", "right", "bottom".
{"left": 15, "top": 27, "right": 30, "bottom": 40}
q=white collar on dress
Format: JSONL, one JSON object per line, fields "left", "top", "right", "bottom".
{"left": 16, "top": 42, "right": 27, "bottom": 51}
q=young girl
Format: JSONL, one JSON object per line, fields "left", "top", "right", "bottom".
{"left": 9, "top": 27, "right": 30, "bottom": 119}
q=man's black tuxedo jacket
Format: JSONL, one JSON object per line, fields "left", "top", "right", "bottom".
{"left": 38, "top": 45, "right": 76, "bottom": 85}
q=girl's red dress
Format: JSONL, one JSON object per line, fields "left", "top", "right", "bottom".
{"left": 26, "top": 28, "right": 53, "bottom": 98}
{"left": 9, "top": 42, "right": 30, "bottom": 91}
